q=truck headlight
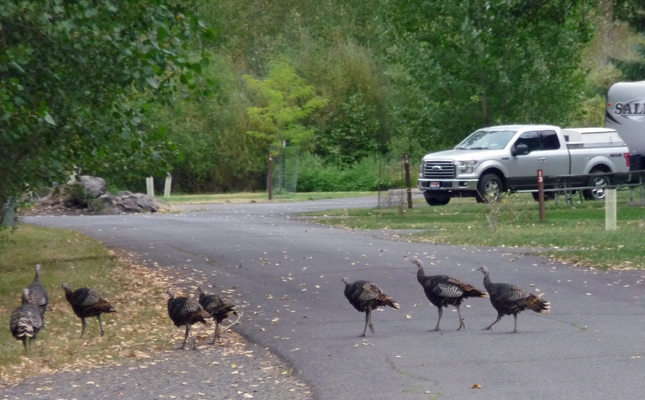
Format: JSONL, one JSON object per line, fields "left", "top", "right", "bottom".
{"left": 456, "top": 160, "right": 477, "bottom": 175}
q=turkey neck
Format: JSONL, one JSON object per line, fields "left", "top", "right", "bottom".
{"left": 416, "top": 265, "right": 427, "bottom": 284}
{"left": 481, "top": 270, "right": 493, "bottom": 291}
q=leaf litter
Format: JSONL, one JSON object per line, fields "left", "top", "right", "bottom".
{"left": 0, "top": 250, "right": 313, "bottom": 399}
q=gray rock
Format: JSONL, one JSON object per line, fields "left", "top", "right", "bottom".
{"left": 92, "top": 192, "right": 161, "bottom": 214}
{"left": 79, "top": 176, "right": 106, "bottom": 198}
{"left": 36, "top": 177, "right": 160, "bottom": 215}
{"left": 90, "top": 195, "right": 118, "bottom": 215}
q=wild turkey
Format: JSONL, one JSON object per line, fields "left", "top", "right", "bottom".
{"left": 342, "top": 277, "right": 400, "bottom": 337}
{"left": 26, "top": 264, "right": 49, "bottom": 317}
{"left": 61, "top": 283, "right": 117, "bottom": 337}
{"left": 477, "top": 266, "right": 550, "bottom": 333}
{"left": 413, "top": 259, "right": 488, "bottom": 331}
{"left": 167, "top": 288, "right": 210, "bottom": 350}
{"left": 10, "top": 288, "right": 44, "bottom": 354}
{"left": 197, "top": 284, "right": 238, "bottom": 344}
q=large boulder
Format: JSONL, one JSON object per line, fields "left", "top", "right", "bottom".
{"left": 79, "top": 176, "right": 106, "bottom": 198}
{"left": 90, "top": 192, "right": 160, "bottom": 214}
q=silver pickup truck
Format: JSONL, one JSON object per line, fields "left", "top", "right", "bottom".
{"left": 417, "top": 124, "right": 631, "bottom": 206}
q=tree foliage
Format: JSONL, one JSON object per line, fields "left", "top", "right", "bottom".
{"left": 610, "top": 0, "right": 645, "bottom": 80}
{"left": 385, "top": 0, "right": 594, "bottom": 148}
{"left": 0, "top": 0, "right": 213, "bottom": 208}
{"left": 243, "top": 60, "right": 328, "bottom": 153}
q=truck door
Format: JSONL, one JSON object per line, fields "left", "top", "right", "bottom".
{"left": 538, "top": 129, "right": 570, "bottom": 187}
{"left": 508, "top": 131, "right": 542, "bottom": 189}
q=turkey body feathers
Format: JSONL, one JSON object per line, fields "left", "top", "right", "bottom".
{"left": 413, "top": 259, "right": 487, "bottom": 331}
{"left": 478, "top": 266, "right": 550, "bottom": 333}
{"left": 61, "top": 283, "right": 116, "bottom": 337}
{"left": 26, "top": 264, "right": 48, "bottom": 316}
{"left": 10, "top": 289, "right": 44, "bottom": 353}
{"left": 167, "top": 289, "right": 209, "bottom": 349}
{"left": 342, "top": 277, "right": 399, "bottom": 337}
{"left": 197, "top": 285, "right": 237, "bottom": 344}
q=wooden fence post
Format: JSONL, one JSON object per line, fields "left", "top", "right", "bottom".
{"left": 164, "top": 174, "right": 172, "bottom": 198}
{"left": 268, "top": 153, "right": 274, "bottom": 200}
{"left": 605, "top": 188, "right": 617, "bottom": 231}
{"left": 404, "top": 154, "right": 412, "bottom": 209}
{"left": 537, "top": 170, "right": 545, "bottom": 222}
{"left": 146, "top": 177, "right": 154, "bottom": 197}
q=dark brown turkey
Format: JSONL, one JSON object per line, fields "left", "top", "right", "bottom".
{"left": 26, "top": 264, "right": 49, "bottom": 317}
{"left": 477, "top": 266, "right": 550, "bottom": 333}
{"left": 197, "top": 284, "right": 238, "bottom": 344}
{"left": 342, "top": 277, "right": 399, "bottom": 337}
{"left": 413, "top": 259, "right": 488, "bottom": 331}
{"left": 167, "top": 288, "right": 210, "bottom": 350}
{"left": 10, "top": 288, "right": 44, "bottom": 354}
{"left": 61, "top": 283, "right": 117, "bottom": 337}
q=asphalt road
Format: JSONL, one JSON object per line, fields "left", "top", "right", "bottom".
{"left": 18, "top": 196, "right": 645, "bottom": 399}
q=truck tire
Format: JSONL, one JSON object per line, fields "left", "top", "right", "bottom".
{"left": 477, "top": 174, "right": 503, "bottom": 203}
{"left": 423, "top": 193, "right": 451, "bottom": 206}
{"left": 583, "top": 171, "right": 611, "bottom": 201}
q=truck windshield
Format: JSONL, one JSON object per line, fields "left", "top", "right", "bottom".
{"left": 455, "top": 129, "right": 517, "bottom": 150}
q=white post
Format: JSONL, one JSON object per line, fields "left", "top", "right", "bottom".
{"left": 164, "top": 174, "right": 172, "bottom": 198}
{"left": 146, "top": 177, "right": 154, "bottom": 197}
{"left": 605, "top": 188, "right": 617, "bottom": 231}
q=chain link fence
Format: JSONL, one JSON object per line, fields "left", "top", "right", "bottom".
{"left": 272, "top": 147, "right": 300, "bottom": 193}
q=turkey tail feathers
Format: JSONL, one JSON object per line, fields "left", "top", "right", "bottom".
{"left": 96, "top": 299, "right": 117, "bottom": 313}
{"left": 379, "top": 295, "right": 400, "bottom": 310}
{"left": 527, "top": 294, "right": 550, "bottom": 314}
{"left": 465, "top": 287, "right": 488, "bottom": 298}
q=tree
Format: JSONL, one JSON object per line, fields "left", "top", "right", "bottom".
{"left": 610, "top": 0, "right": 645, "bottom": 80}
{"left": 0, "top": 0, "right": 214, "bottom": 221}
{"left": 243, "top": 60, "right": 328, "bottom": 153}
{"left": 384, "top": 0, "right": 594, "bottom": 149}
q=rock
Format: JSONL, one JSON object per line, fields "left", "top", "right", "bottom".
{"left": 90, "top": 192, "right": 160, "bottom": 215}
{"left": 79, "top": 176, "right": 107, "bottom": 198}
{"left": 28, "top": 176, "right": 160, "bottom": 215}
{"left": 133, "top": 194, "right": 160, "bottom": 213}
{"left": 90, "top": 195, "right": 117, "bottom": 214}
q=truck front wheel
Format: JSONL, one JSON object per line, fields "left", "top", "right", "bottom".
{"left": 583, "top": 172, "right": 611, "bottom": 201}
{"left": 477, "top": 174, "right": 503, "bottom": 203}
{"left": 423, "top": 193, "right": 451, "bottom": 206}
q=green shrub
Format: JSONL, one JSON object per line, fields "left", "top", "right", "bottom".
{"left": 297, "top": 152, "right": 405, "bottom": 192}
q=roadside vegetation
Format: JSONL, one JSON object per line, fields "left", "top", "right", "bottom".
{"left": 305, "top": 192, "right": 645, "bottom": 271}
{"left": 0, "top": 225, "right": 181, "bottom": 385}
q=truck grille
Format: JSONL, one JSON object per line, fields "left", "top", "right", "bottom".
{"left": 422, "top": 161, "right": 455, "bottom": 179}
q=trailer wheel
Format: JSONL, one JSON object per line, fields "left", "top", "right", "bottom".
{"left": 477, "top": 174, "right": 503, "bottom": 203}
{"left": 583, "top": 171, "right": 611, "bottom": 201}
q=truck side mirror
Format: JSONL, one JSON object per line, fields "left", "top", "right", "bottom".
{"left": 512, "top": 144, "right": 529, "bottom": 156}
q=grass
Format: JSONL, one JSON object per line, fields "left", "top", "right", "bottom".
{"left": 304, "top": 192, "right": 645, "bottom": 270}
{"left": 0, "top": 225, "right": 196, "bottom": 386}
{"left": 165, "top": 191, "right": 377, "bottom": 204}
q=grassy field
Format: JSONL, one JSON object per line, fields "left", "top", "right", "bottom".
{"left": 165, "top": 191, "right": 378, "bottom": 204}
{"left": 304, "top": 192, "right": 645, "bottom": 270}
{"left": 0, "top": 225, "right": 195, "bottom": 385}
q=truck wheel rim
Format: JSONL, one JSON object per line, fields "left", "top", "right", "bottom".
{"left": 484, "top": 181, "right": 500, "bottom": 201}
{"left": 591, "top": 177, "right": 607, "bottom": 200}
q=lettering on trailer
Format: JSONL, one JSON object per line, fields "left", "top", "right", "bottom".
{"left": 613, "top": 97, "right": 645, "bottom": 122}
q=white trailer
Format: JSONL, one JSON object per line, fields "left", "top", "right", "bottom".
{"left": 605, "top": 81, "right": 645, "bottom": 158}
